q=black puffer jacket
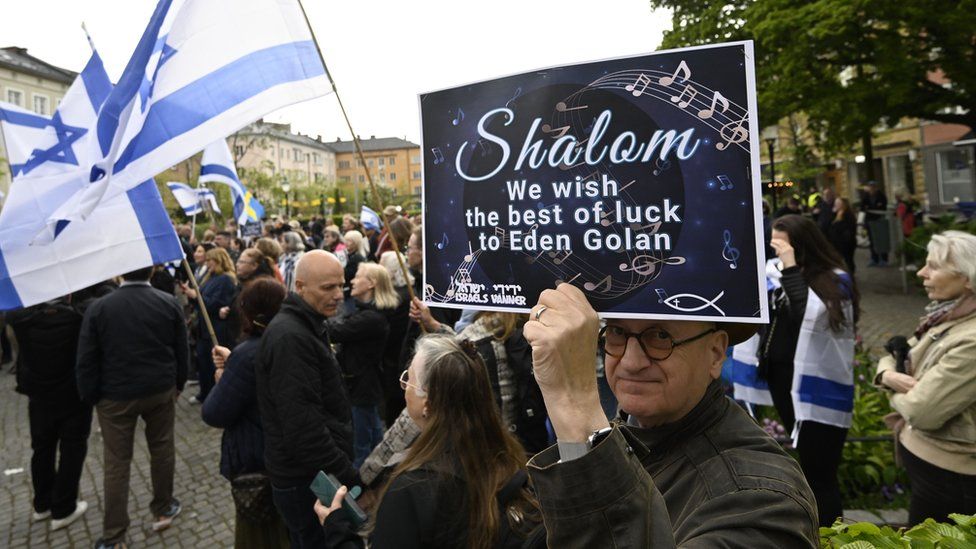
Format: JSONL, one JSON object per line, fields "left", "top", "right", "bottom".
{"left": 256, "top": 293, "right": 360, "bottom": 488}
{"left": 10, "top": 300, "right": 85, "bottom": 404}
{"left": 328, "top": 301, "right": 390, "bottom": 407}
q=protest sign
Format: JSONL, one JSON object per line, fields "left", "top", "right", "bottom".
{"left": 420, "top": 41, "right": 767, "bottom": 322}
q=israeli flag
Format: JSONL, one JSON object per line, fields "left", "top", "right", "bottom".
{"left": 360, "top": 205, "right": 381, "bottom": 231}
{"left": 198, "top": 140, "right": 263, "bottom": 224}
{"left": 0, "top": 50, "right": 183, "bottom": 311}
{"left": 45, "top": 0, "right": 330, "bottom": 237}
{"left": 166, "top": 181, "right": 221, "bottom": 216}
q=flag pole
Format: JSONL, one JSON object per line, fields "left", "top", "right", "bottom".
{"left": 180, "top": 258, "right": 219, "bottom": 345}
{"left": 295, "top": 0, "right": 423, "bottom": 327}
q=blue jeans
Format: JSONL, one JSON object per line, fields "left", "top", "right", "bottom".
{"left": 351, "top": 405, "right": 384, "bottom": 469}
{"left": 271, "top": 482, "right": 324, "bottom": 549}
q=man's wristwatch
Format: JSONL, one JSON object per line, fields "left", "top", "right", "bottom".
{"left": 557, "top": 426, "right": 615, "bottom": 462}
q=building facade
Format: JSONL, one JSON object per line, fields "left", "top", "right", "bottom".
{"left": 230, "top": 120, "right": 337, "bottom": 186}
{"left": 330, "top": 136, "right": 421, "bottom": 200}
{"left": 0, "top": 47, "right": 75, "bottom": 193}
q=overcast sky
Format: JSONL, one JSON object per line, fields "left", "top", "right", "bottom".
{"left": 1, "top": 1, "right": 672, "bottom": 144}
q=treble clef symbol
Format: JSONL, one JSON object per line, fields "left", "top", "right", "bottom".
{"left": 722, "top": 230, "right": 740, "bottom": 270}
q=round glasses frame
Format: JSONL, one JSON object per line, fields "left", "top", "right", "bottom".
{"left": 598, "top": 325, "right": 717, "bottom": 361}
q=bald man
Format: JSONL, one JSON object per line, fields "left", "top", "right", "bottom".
{"left": 256, "top": 251, "right": 358, "bottom": 548}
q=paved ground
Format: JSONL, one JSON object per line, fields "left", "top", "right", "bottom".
{"left": 0, "top": 248, "right": 931, "bottom": 547}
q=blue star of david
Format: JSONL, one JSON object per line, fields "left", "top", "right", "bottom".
{"left": 11, "top": 112, "right": 87, "bottom": 177}
{"left": 139, "top": 35, "right": 177, "bottom": 113}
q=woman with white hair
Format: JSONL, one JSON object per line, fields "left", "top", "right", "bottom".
{"left": 342, "top": 230, "right": 368, "bottom": 287}
{"left": 875, "top": 230, "right": 976, "bottom": 524}
{"left": 277, "top": 231, "right": 306, "bottom": 293}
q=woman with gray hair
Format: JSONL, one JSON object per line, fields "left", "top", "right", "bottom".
{"left": 277, "top": 231, "right": 305, "bottom": 292}
{"left": 875, "top": 230, "right": 976, "bottom": 524}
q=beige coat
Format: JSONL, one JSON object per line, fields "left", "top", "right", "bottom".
{"left": 876, "top": 310, "right": 976, "bottom": 475}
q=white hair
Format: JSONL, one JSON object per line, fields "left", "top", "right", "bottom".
{"left": 379, "top": 251, "right": 414, "bottom": 288}
{"left": 927, "top": 230, "right": 976, "bottom": 289}
{"left": 281, "top": 231, "right": 306, "bottom": 253}
{"left": 343, "top": 230, "right": 368, "bottom": 258}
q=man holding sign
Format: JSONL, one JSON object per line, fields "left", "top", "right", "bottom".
{"left": 522, "top": 285, "right": 818, "bottom": 547}
{"left": 419, "top": 40, "right": 818, "bottom": 547}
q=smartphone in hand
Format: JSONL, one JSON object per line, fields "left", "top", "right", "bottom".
{"left": 310, "top": 471, "right": 368, "bottom": 527}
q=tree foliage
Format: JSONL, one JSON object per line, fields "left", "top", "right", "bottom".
{"left": 650, "top": 0, "right": 976, "bottom": 155}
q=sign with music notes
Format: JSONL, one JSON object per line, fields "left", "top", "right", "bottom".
{"left": 419, "top": 41, "right": 768, "bottom": 323}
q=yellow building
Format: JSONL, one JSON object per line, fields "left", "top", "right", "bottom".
{"left": 0, "top": 47, "right": 75, "bottom": 193}
{"left": 330, "top": 136, "right": 421, "bottom": 200}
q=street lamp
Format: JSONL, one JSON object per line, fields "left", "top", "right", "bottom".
{"left": 762, "top": 125, "right": 779, "bottom": 211}
{"left": 281, "top": 178, "right": 291, "bottom": 218}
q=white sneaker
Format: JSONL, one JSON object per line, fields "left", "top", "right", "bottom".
{"left": 32, "top": 510, "right": 51, "bottom": 521}
{"left": 50, "top": 500, "right": 87, "bottom": 531}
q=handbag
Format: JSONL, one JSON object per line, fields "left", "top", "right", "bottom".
{"left": 230, "top": 472, "right": 276, "bottom": 523}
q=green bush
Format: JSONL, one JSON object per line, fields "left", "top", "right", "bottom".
{"left": 819, "top": 513, "right": 976, "bottom": 548}
{"left": 903, "top": 215, "right": 976, "bottom": 267}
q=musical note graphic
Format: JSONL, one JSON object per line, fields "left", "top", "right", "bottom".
{"left": 451, "top": 107, "right": 464, "bottom": 126}
{"left": 463, "top": 241, "right": 475, "bottom": 262}
{"left": 494, "top": 226, "right": 509, "bottom": 248}
{"left": 722, "top": 230, "right": 740, "bottom": 270}
{"left": 697, "top": 91, "right": 729, "bottom": 120}
{"left": 505, "top": 87, "right": 522, "bottom": 109}
{"left": 547, "top": 250, "right": 573, "bottom": 265}
{"left": 669, "top": 84, "right": 698, "bottom": 109}
{"left": 618, "top": 254, "right": 686, "bottom": 276}
{"left": 435, "top": 233, "right": 449, "bottom": 250}
{"left": 541, "top": 124, "right": 570, "bottom": 138}
{"left": 446, "top": 280, "right": 457, "bottom": 297}
{"left": 716, "top": 117, "right": 749, "bottom": 151}
{"left": 556, "top": 273, "right": 581, "bottom": 286}
{"left": 425, "top": 284, "right": 436, "bottom": 299}
{"left": 625, "top": 73, "right": 652, "bottom": 97}
{"left": 584, "top": 275, "right": 612, "bottom": 293}
{"left": 600, "top": 209, "right": 614, "bottom": 227}
{"left": 658, "top": 60, "right": 690, "bottom": 86}
{"left": 655, "top": 288, "right": 669, "bottom": 303}
{"left": 620, "top": 179, "right": 636, "bottom": 192}
{"left": 661, "top": 291, "right": 726, "bottom": 316}
{"left": 526, "top": 250, "right": 544, "bottom": 264}
{"left": 629, "top": 221, "right": 662, "bottom": 233}
{"left": 652, "top": 156, "right": 672, "bottom": 176}
{"left": 431, "top": 147, "right": 445, "bottom": 165}
{"left": 555, "top": 101, "right": 588, "bottom": 112}
{"left": 458, "top": 267, "right": 472, "bottom": 283}
{"left": 717, "top": 174, "right": 733, "bottom": 191}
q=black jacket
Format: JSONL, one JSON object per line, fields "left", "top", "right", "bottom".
{"left": 76, "top": 283, "right": 189, "bottom": 404}
{"left": 202, "top": 337, "right": 266, "bottom": 480}
{"left": 328, "top": 301, "right": 390, "bottom": 406}
{"left": 256, "top": 293, "right": 359, "bottom": 488}
{"left": 827, "top": 213, "right": 857, "bottom": 258}
{"left": 196, "top": 273, "right": 237, "bottom": 346}
{"left": 9, "top": 300, "right": 85, "bottom": 404}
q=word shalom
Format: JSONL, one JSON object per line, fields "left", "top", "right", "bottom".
{"left": 455, "top": 108, "right": 701, "bottom": 182}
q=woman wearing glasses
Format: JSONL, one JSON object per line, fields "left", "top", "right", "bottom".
{"left": 760, "top": 214, "right": 859, "bottom": 527}
{"left": 314, "top": 334, "right": 542, "bottom": 549}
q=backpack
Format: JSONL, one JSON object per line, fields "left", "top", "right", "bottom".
{"left": 475, "top": 327, "right": 550, "bottom": 454}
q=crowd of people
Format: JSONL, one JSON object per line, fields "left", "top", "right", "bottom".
{"left": 3, "top": 192, "right": 974, "bottom": 548}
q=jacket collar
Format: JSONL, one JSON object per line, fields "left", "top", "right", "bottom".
{"left": 281, "top": 293, "right": 330, "bottom": 339}
{"left": 619, "top": 380, "right": 728, "bottom": 452}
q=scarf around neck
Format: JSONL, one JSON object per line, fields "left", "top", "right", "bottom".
{"left": 915, "top": 293, "right": 976, "bottom": 338}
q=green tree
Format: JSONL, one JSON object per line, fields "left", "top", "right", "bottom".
{"left": 650, "top": 0, "right": 976, "bottom": 177}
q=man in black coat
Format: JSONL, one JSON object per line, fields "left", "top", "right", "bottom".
{"left": 8, "top": 284, "right": 111, "bottom": 532}
{"left": 256, "top": 250, "right": 358, "bottom": 548}
{"left": 76, "top": 266, "right": 188, "bottom": 549}
{"left": 862, "top": 181, "right": 889, "bottom": 266}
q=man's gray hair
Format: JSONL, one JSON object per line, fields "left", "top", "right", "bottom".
{"left": 927, "top": 230, "right": 976, "bottom": 289}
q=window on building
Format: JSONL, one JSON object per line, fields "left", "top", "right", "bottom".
{"left": 883, "top": 154, "right": 915, "bottom": 196}
{"left": 356, "top": 159, "right": 362, "bottom": 167}
{"left": 411, "top": 155, "right": 420, "bottom": 163}
{"left": 413, "top": 185, "right": 421, "bottom": 196}
{"left": 6, "top": 89, "right": 23, "bottom": 106}
{"left": 390, "top": 172, "right": 396, "bottom": 181}
{"left": 412, "top": 171, "right": 421, "bottom": 179}
{"left": 234, "top": 145, "right": 245, "bottom": 158}
{"left": 358, "top": 175, "right": 365, "bottom": 183}
{"left": 32, "top": 94, "right": 48, "bottom": 115}
{"left": 294, "top": 148, "right": 303, "bottom": 162}
{"left": 936, "top": 148, "right": 974, "bottom": 204}
{"left": 313, "top": 153, "right": 322, "bottom": 165}
{"left": 339, "top": 160, "right": 350, "bottom": 169}
{"left": 378, "top": 157, "right": 385, "bottom": 166}
{"left": 368, "top": 159, "right": 374, "bottom": 167}
{"left": 315, "top": 173, "right": 323, "bottom": 183}
{"left": 389, "top": 156, "right": 396, "bottom": 166}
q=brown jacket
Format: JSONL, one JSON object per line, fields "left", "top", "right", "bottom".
{"left": 527, "top": 382, "right": 818, "bottom": 548}
{"left": 876, "top": 309, "right": 976, "bottom": 475}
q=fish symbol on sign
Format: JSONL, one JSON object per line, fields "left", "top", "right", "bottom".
{"left": 661, "top": 291, "right": 726, "bottom": 316}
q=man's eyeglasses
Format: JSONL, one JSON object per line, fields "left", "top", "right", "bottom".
{"left": 598, "top": 325, "right": 717, "bottom": 361}
{"left": 399, "top": 369, "right": 424, "bottom": 393}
